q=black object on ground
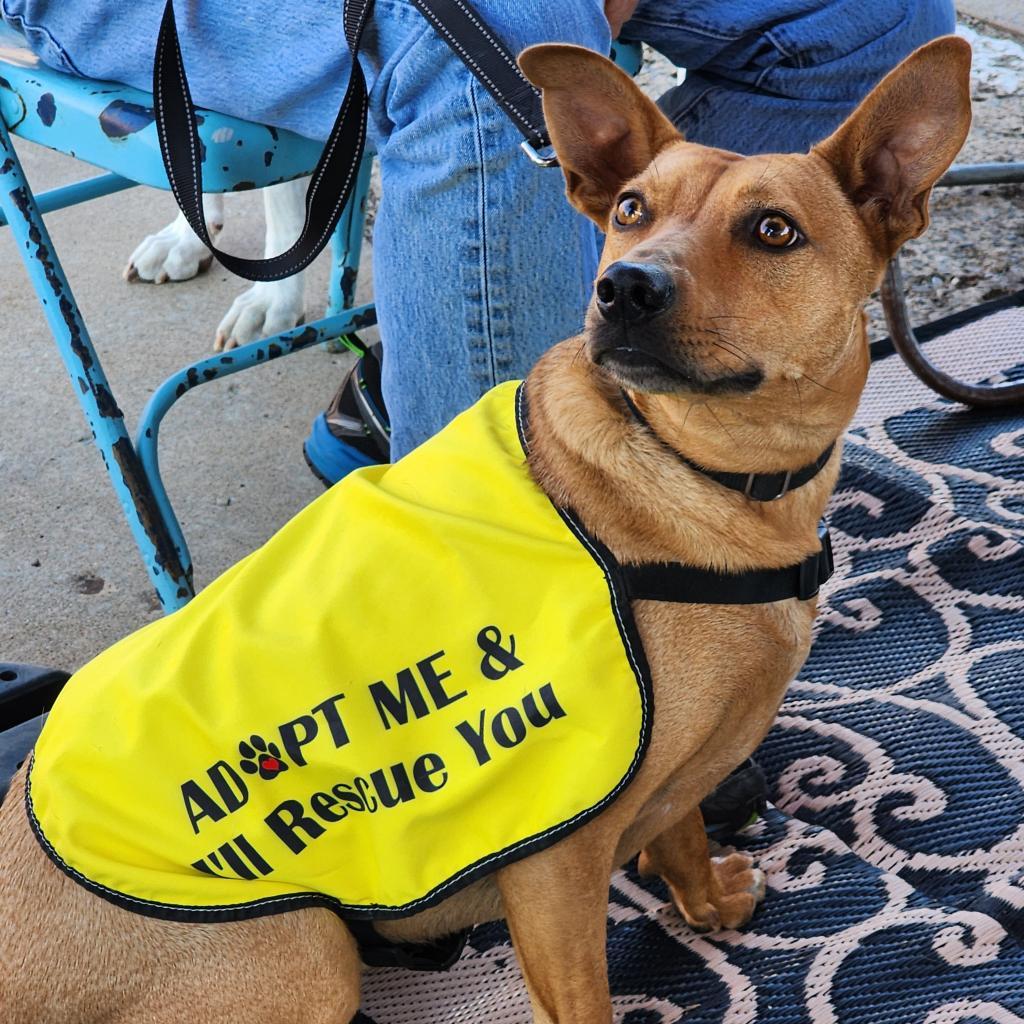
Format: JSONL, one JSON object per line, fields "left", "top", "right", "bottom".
{"left": 0, "top": 662, "right": 68, "bottom": 802}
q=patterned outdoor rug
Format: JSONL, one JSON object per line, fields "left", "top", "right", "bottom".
{"left": 359, "top": 369, "right": 1024, "bottom": 1023}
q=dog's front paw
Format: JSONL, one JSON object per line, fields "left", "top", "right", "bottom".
{"left": 652, "top": 851, "right": 766, "bottom": 933}
{"left": 214, "top": 281, "right": 305, "bottom": 352}
{"left": 124, "top": 213, "right": 220, "bottom": 284}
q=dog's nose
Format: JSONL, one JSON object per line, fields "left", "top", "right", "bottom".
{"left": 595, "top": 262, "right": 675, "bottom": 324}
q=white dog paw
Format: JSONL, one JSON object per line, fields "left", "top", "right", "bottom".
{"left": 214, "top": 281, "right": 305, "bottom": 352}
{"left": 124, "top": 213, "right": 221, "bottom": 284}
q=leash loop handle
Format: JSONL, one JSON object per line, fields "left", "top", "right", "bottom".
{"left": 154, "top": 0, "right": 373, "bottom": 283}
{"left": 153, "top": 0, "right": 551, "bottom": 283}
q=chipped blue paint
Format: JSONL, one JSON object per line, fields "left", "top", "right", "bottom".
{"left": 0, "top": 117, "right": 193, "bottom": 607}
{"left": 35, "top": 90, "right": 54, "bottom": 126}
{"left": 0, "top": 19, "right": 376, "bottom": 611}
{"left": 328, "top": 152, "right": 373, "bottom": 318}
{"left": 134, "top": 307, "right": 377, "bottom": 607}
{"left": 0, "top": 172, "right": 135, "bottom": 227}
{"left": 98, "top": 99, "right": 154, "bottom": 139}
{"left": 608, "top": 39, "right": 643, "bottom": 77}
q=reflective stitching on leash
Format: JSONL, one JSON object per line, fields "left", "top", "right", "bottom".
{"left": 413, "top": 4, "right": 536, "bottom": 135}
{"left": 157, "top": 11, "right": 369, "bottom": 283}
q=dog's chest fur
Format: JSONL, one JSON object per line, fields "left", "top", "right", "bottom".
{"left": 623, "top": 597, "right": 812, "bottom": 842}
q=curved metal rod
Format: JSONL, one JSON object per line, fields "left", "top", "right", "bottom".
{"left": 134, "top": 306, "right": 376, "bottom": 610}
{"left": 881, "top": 258, "right": 1024, "bottom": 408}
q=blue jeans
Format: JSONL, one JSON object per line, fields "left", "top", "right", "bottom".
{"left": 2, "top": 0, "right": 954, "bottom": 457}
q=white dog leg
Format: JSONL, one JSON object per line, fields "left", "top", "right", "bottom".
{"left": 123, "top": 193, "right": 224, "bottom": 284}
{"left": 214, "top": 178, "right": 307, "bottom": 352}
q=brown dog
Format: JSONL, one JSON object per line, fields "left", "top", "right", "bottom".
{"left": 0, "top": 36, "right": 971, "bottom": 1024}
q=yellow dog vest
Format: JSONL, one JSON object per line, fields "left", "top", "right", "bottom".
{"left": 27, "top": 381, "right": 652, "bottom": 922}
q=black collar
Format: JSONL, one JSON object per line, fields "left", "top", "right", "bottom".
{"left": 620, "top": 389, "right": 836, "bottom": 502}
{"left": 518, "top": 382, "right": 835, "bottom": 605}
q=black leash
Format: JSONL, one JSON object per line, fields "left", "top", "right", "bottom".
{"left": 407, "top": 0, "right": 551, "bottom": 161}
{"left": 153, "top": 0, "right": 551, "bottom": 283}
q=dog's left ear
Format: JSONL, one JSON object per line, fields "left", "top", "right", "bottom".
{"left": 813, "top": 35, "right": 972, "bottom": 255}
{"left": 519, "top": 43, "right": 680, "bottom": 226}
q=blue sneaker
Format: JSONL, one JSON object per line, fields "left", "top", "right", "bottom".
{"left": 303, "top": 341, "right": 390, "bottom": 486}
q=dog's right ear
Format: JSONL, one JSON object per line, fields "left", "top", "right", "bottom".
{"left": 519, "top": 44, "right": 681, "bottom": 226}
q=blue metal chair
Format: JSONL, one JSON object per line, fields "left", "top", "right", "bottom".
{"left": 0, "top": 30, "right": 642, "bottom": 616}
{"left": 0, "top": 22, "right": 375, "bottom": 613}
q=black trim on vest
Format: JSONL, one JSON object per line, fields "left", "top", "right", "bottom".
{"left": 620, "top": 388, "right": 836, "bottom": 502}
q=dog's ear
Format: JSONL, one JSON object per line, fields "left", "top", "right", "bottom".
{"left": 813, "top": 35, "right": 972, "bottom": 255}
{"left": 518, "top": 43, "right": 681, "bottom": 225}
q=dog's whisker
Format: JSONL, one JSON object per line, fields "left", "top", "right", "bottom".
{"left": 704, "top": 339, "right": 759, "bottom": 377}
{"left": 704, "top": 402, "right": 740, "bottom": 448}
{"left": 752, "top": 156, "right": 782, "bottom": 193}
{"left": 570, "top": 336, "right": 587, "bottom": 368}
{"left": 800, "top": 372, "right": 844, "bottom": 395}
{"left": 705, "top": 352, "right": 734, "bottom": 377}
{"left": 698, "top": 327, "right": 757, "bottom": 364}
{"left": 680, "top": 400, "right": 699, "bottom": 433}
{"left": 707, "top": 340, "right": 752, "bottom": 366}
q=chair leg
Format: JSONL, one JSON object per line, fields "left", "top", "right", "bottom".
{"left": 326, "top": 154, "right": 374, "bottom": 350}
{"left": 882, "top": 258, "right": 1024, "bottom": 408}
{"left": 882, "top": 161, "right": 1024, "bottom": 408}
{"left": 0, "top": 119, "right": 194, "bottom": 610}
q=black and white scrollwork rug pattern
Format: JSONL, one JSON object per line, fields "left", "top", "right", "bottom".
{"left": 360, "top": 376, "right": 1024, "bottom": 1023}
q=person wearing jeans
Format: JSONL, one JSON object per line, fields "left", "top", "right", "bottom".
{"left": 2, "top": 0, "right": 955, "bottom": 461}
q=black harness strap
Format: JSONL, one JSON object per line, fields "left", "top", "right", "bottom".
{"left": 620, "top": 523, "right": 835, "bottom": 604}
{"left": 620, "top": 389, "right": 836, "bottom": 502}
{"left": 345, "top": 918, "right": 470, "bottom": 971}
{"left": 516, "top": 384, "right": 837, "bottom": 607}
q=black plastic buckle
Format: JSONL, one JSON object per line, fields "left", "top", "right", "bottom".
{"left": 744, "top": 470, "right": 793, "bottom": 502}
{"left": 1, "top": 663, "right": 69, "bottom": 803}
{"left": 797, "top": 525, "right": 834, "bottom": 601}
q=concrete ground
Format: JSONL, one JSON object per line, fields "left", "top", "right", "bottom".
{"left": 1, "top": 139, "right": 370, "bottom": 670}
{"left": 2, "top": 13, "right": 1022, "bottom": 673}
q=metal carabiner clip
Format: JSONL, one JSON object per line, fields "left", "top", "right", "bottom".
{"left": 520, "top": 140, "right": 559, "bottom": 168}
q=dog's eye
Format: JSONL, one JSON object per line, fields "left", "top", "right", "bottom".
{"left": 755, "top": 213, "right": 800, "bottom": 248}
{"left": 614, "top": 195, "right": 645, "bottom": 227}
